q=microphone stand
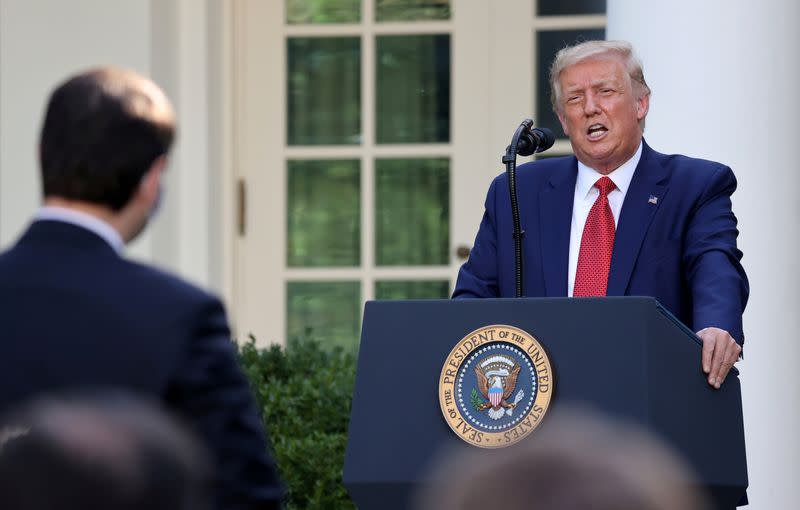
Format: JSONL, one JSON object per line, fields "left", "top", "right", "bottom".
{"left": 501, "top": 119, "right": 541, "bottom": 298}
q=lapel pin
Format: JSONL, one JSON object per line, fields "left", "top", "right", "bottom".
{"left": 648, "top": 195, "right": 658, "bottom": 205}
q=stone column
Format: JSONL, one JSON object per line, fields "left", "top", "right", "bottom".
{"left": 608, "top": 1, "right": 800, "bottom": 508}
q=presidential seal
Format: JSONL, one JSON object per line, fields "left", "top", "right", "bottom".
{"left": 438, "top": 325, "right": 553, "bottom": 448}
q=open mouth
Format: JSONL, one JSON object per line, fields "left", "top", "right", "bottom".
{"left": 587, "top": 123, "right": 608, "bottom": 140}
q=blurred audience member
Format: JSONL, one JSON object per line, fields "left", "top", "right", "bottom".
{"left": 418, "top": 408, "right": 709, "bottom": 510}
{"left": 0, "top": 394, "right": 211, "bottom": 510}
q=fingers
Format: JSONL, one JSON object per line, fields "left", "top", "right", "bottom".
{"left": 697, "top": 327, "right": 741, "bottom": 389}
{"left": 716, "top": 339, "right": 742, "bottom": 387}
{"left": 700, "top": 328, "right": 714, "bottom": 374}
{"left": 706, "top": 333, "right": 725, "bottom": 388}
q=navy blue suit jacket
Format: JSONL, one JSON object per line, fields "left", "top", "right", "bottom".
{"left": 453, "top": 141, "right": 749, "bottom": 343}
{"left": 0, "top": 220, "right": 283, "bottom": 509}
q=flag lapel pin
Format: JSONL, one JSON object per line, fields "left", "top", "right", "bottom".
{"left": 648, "top": 195, "right": 658, "bottom": 205}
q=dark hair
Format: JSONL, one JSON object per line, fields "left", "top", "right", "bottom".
{"left": 39, "top": 68, "right": 175, "bottom": 210}
{"left": 0, "top": 394, "right": 211, "bottom": 510}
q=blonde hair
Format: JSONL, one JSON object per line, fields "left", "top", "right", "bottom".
{"left": 549, "top": 40, "right": 651, "bottom": 114}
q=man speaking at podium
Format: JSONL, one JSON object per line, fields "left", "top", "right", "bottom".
{"left": 453, "top": 40, "right": 748, "bottom": 389}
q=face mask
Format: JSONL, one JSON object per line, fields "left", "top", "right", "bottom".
{"left": 148, "top": 186, "right": 164, "bottom": 219}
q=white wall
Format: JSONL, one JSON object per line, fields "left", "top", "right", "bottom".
{"left": 608, "top": 1, "right": 800, "bottom": 508}
{"left": 0, "top": 0, "right": 152, "bottom": 253}
{"left": 0, "top": 0, "right": 225, "bottom": 295}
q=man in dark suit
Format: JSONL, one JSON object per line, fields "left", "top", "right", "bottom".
{"left": 454, "top": 40, "right": 749, "bottom": 389}
{"left": 0, "top": 68, "right": 283, "bottom": 509}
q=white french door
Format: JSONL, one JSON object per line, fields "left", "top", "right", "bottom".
{"left": 230, "top": 0, "right": 605, "bottom": 346}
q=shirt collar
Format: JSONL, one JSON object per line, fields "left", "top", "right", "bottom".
{"left": 575, "top": 142, "right": 643, "bottom": 198}
{"left": 35, "top": 206, "right": 125, "bottom": 253}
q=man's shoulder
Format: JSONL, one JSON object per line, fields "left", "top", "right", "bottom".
{"left": 0, "top": 222, "right": 219, "bottom": 310}
{"left": 640, "top": 145, "right": 740, "bottom": 204}
{"left": 491, "top": 154, "right": 576, "bottom": 187}
{"left": 646, "top": 144, "right": 734, "bottom": 181}
{"left": 122, "top": 259, "right": 220, "bottom": 307}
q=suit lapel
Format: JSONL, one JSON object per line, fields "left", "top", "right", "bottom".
{"left": 539, "top": 158, "right": 578, "bottom": 297}
{"left": 607, "top": 141, "right": 669, "bottom": 296}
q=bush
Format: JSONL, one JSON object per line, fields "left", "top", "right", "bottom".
{"left": 238, "top": 336, "right": 357, "bottom": 510}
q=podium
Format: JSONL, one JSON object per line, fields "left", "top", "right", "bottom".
{"left": 343, "top": 297, "right": 747, "bottom": 509}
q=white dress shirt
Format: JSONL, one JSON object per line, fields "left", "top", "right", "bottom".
{"left": 567, "top": 142, "right": 642, "bottom": 296}
{"left": 35, "top": 206, "right": 125, "bottom": 254}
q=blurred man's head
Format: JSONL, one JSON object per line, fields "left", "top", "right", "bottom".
{"left": 39, "top": 67, "right": 176, "bottom": 241}
{"left": 418, "top": 408, "right": 709, "bottom": 510}
{"left": 0, "top": 394, "right": 211, "bottom": 510}
{"left": 550, "top": 40, "right": 650, "bottom": 174}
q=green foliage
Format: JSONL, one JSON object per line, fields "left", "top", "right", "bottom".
{"left": 470, "top": 387, "right": 485, "bottom": 411}
{"left": 238, "top": 336, "right": 357, "bottom": 510}
{"left": 375, "top": 0, "right": 452, "bottom": 22}
{"left": 286, "top": 0, "right": 360, "bottom": 24}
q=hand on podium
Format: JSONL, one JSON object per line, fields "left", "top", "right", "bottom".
{"left": 697, "top": 327, "right": 742, "bottom": 389}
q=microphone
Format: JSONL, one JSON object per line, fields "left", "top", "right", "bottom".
{"left": 516, "top": 126, "right": 555, "bottom": 156}
{"left": 502, "top": 119, "right": 555, "bottom": 297}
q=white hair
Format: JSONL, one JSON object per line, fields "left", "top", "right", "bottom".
{"left": 549, "top": 40, "right": 651, "bottom": 114}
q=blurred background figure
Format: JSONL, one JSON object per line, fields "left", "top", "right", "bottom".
{"left": 0, "top": 394, "right": 212, "bottom": 510}
{"left": 0, "top": 67, "right": 283, "bottom": 509}
{"left": 417, "top": 407, "right": 709, "bottom": 510}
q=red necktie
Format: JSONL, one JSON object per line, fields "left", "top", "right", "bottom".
{"left": 574, "top": 176, "right": 616, "bottom": 297}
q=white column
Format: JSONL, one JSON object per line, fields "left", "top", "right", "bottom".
{"left": 0, "top": 0, "right": 152, "bottom": 254}
{"left": 149, "top": 0, "right": 213, "bottom": 290}
{"left": 608, "top": 1, "right": 800, "bottom": 508}
{"left": 0, "top": 0, "right": 228, "bottom": 298}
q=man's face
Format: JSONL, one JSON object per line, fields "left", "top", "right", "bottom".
{"left": 556, "top": 56, "right": 649, "bottom": 174}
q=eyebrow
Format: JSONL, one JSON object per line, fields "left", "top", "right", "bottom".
{"left": 564, "top": 78, "right": 621, "bottom": 95}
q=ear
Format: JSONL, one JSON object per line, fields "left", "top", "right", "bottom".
{"left": 557, "top": 109, "right": 570, "bottom": 137}
{"left": 635, "top": 93, "right": 650, "bottom": 121}
{"left": 138, "top": 156, "right": 167, "bottom": 208}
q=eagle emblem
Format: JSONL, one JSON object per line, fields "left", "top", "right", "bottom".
{"left": 440, "top": 325, "right": 553, "bottom": 448}
{"left": 472, "top": 354, "right": 526, "bottom": 420}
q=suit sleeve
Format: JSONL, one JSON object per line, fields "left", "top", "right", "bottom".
{"left": 453, "top": 177, "right": 501, "bottom": 298}
{"left": 684, "top": 165, "right": 749, "bottom": 343}
{"left": 166, "top": 297, "right": 284, "bottom": 510}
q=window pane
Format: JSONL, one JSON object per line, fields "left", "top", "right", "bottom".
{"left": 375, "top": 158, "right": 449, "bottom": 265}
{"left": 288, "top": 37, "right": 361, "bottom": 145}
{"left": 286, "top": 0, "right": 361, "bottom": 24}
{"left": 376, "top": 0, "right": 451, "bottom": 21}
{"left": 376, "top": 35, "right": 450, "bottom": 144}
{"left": 537, "top": 0, "right": 606, "bottom": 16}
{"left": 536, "top": 29, "right": 605, "bottom": 138}
{"left": 287, "top": 160, "right": 360, "bottom": 266}
{"left": 287, "top": 281, "right": 361, "bottom": 348}
{"left": 375, "top": 280, "right": 450, "bottom": 299}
